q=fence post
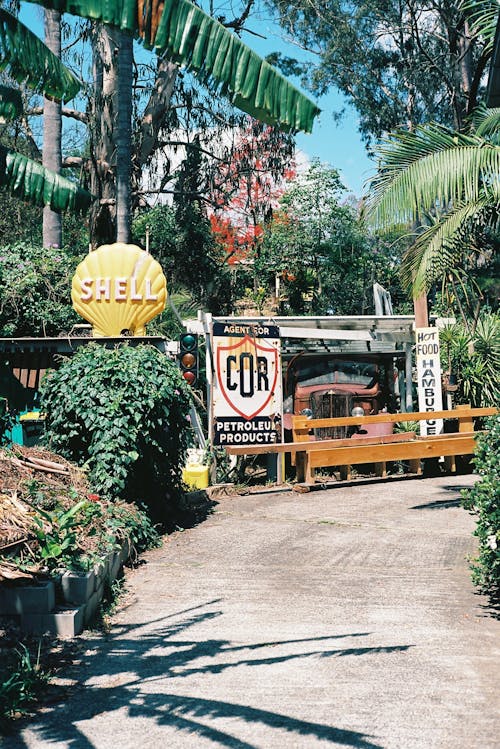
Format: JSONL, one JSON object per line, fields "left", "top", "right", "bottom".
{"left": 455, "top": 404, "right": 473, "bottom": 434}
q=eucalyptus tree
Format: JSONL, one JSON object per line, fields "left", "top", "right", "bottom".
{"left": 42, "top": 8, "right": 63, "bottom": 248}
{"left": 267, "top": 0, "right": 495, "bottom": 142}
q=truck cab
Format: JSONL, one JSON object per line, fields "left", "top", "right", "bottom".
{"left": 284, "top": 353, "right": 397, "bottom": 439}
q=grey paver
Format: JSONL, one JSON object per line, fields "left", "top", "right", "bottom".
{"left": 5, "top": 474, "right": 499, "bottom": 748}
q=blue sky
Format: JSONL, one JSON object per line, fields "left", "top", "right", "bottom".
{"left": 240, "top": 12, "right": 375, "bottom": 197}
{"left": 19, "top": 2, "right": 374, "bottom": 196}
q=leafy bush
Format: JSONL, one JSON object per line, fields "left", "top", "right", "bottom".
{"left": 462, "top": 416, "right": 500, "bottom": 601}
{"left": 440, "top": 312, "right": 500, "bottom": 408}
{"left": 40, "top": 344, "right": 192, "bottom": 514}
{"left": 0, "top": 243, "right": 82, "bottom": 336}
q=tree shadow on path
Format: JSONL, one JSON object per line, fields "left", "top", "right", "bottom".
{"left": 6, "top": 600, "right": 413, "bottom": 748}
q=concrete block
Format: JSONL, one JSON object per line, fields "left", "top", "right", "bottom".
{"left": 93, "top": 560, "right": 105, "bottom": 584}
{"left": 119, "top": 538, "right": 133, "bottom": 565}
{"left": 84, "top": 582, "right": 104, "bottom": 626}
{"left": 21, "top": 605, "right": 84, "bottom": 637}
{"left": 103, "top": 550, "right": 115, "bottom": 580}
{"left": 108, "top": 551, "right": 122, "bottom": 581}
{"left": 0, "top": 581, "right": 55, "bottom": 615}
{"left": 61, "top": 570, "right": 95, "bottom": 605}
{"left": 20, "top": 612, "right": 44, "bottom": 635}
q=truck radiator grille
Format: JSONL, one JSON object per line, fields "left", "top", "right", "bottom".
{"left": 310, "top": 391, "right": 353, "bottom": 440}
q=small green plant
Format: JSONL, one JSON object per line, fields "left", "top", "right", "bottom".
{"left": 104, "top": 502, "right": 161, "bottom": 553}
{"left": 243, "top": 286, "right": 268, "bottom": 314}
{"left": 30, "top": 499, "right": 89, "bottom": 569}
{"left": 0, "top": 643, "right": 50, "bottom": 728}
{"left": 93, "top": 577, "right": 127, "bottom": 633}
{"left": 462, "top": 416, "right": 500, "bottom": 602}
{"left": 0, "top": 397, "right": 14, "bottom": 446}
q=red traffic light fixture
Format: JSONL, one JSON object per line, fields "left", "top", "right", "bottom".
{"left": 179, "top": 333, "right": 198, "bottom": 386}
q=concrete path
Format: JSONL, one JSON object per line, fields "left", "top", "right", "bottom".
{"left": 6, "top": 474, "right": 500, "bottom": 748}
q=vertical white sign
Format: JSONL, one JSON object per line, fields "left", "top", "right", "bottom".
{"left": 415, "top": 327, "right": 444, "bottom": 436}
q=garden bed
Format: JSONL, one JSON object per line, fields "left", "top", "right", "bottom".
{"left": 0, "top": 445, "right": 158, "bottom": 637}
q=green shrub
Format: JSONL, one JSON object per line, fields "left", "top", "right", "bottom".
{"left": 40, "top": 344, "right": 192, "bottom": 515}
{"left": 462, "top": 416, "right": 500, "bottom": 601}
{"left": 440, "top": 312, "right": 500, "bottom": 408}
{"left": 0, "top": 243, "right": 82, "bottom": 336}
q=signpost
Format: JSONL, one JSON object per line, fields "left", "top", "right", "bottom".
{"left": 415, "top": 327, "right": 444, "bottom": 435}
{"left": 211, "top": 321, "right": 282, "bottom": 447}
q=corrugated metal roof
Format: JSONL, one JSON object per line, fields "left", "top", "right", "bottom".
{"left": 207, "top": 315, "right": 417, "bottom": 356}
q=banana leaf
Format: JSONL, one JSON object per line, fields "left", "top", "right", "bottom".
{"left": 0, "top": 8, "right": 81, "bottom": 103}
{"left": 23, "top": 0, "right": 319, "bottom": 132}
{"left": 0, "top": 146, "right": 92, "bottom": 213}
{"left": 0, "top": 84, "right": 23, "bottom": 121}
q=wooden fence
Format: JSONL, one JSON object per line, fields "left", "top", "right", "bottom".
{"left": 224, "top": 405, "right": 497, "bottom": 485}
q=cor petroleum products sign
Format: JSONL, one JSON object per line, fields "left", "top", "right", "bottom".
{"left": 212, "top": 321, "right": 282, "bottom": 446}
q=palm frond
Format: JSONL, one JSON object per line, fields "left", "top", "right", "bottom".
{"left": 365, "top": 123, "right": 500, "bottom": 227}
{"left": 150, "top": 0, "right": 319, "bottom": 132}
{"left": 24, "top": 0, "right": 319, "bottom": 132}
{"left": 469, "top": 104, "right": 500, "bottom": 137}
{"left": 0, "top": 84, "right": 22, "bottom": 121}
{"left": 461, "top": 0, "right": 499, "bottom": 54}
{"left": 0, "top": 8, "right": 81, "bottom": 102}
{"left": 0, "top": 146, "right": 92, "bottom": 213}
{"left": 400, "top": 193, "right": 497, "bottom": 296}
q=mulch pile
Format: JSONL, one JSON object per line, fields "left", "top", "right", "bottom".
{"left": 0, "top": 445, "right": 89, "bottom": 583}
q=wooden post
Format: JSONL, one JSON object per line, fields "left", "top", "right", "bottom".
{"left": 456, "top": 403, "right": 474, "bottom": 433}
{"left": 409, "top": 459, "right": 422, "bottom": 475}
{"left": 405, "top": 343, "right": 413, "bottom": 412}
{"left": 339, "top": 465, "right": 352, "bottom": 481}
{"left": 413, "top": 293, "right": 429, "bottom": 328}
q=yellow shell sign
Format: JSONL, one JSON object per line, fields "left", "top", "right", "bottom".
{"left": 71, "top": 243, "right": 167, "bottom": 337}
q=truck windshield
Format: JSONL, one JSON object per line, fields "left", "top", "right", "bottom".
{"left": 297, "top": 361, "right": 377, "bottom": 388}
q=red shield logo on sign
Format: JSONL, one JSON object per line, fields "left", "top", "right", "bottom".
{"left": 216, "top": 334, "right": 279, "bottom": 420}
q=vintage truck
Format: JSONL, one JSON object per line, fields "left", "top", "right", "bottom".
{"left": 283, "top": 352, "right": 401, "bottom": 440}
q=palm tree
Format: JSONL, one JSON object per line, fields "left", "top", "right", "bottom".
{"left": 0, "top": 7, "right": 91, "bottom": 214}
{"left": 364, "top": 106, "right": 500, "bottom": 300}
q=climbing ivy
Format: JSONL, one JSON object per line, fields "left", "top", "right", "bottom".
{"left": 40, "top": 344, "right": 193, "bottom": 514}
{"left": 462, "top": 416, "right": 500, "bottom": 602}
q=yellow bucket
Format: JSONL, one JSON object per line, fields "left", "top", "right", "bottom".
{"left": 182, "top": 463, "right": 209, "bottom": 490}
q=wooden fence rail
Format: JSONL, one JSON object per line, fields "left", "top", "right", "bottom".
{"left": 224, "top": 405, "right": 497, "bottom": 485}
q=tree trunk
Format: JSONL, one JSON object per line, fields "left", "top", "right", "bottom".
{"left": 89, "top": 23, "right": 119, "bottom": 247}
{"left": 116, "top": 32, "right": 133, "bottom": 243}
{"left": 137, "top": 57, "right": 178, "bottom": 168}
{"left": 43, "top": 9, "right": 62, "bottom": 249}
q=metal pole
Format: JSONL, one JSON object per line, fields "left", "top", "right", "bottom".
{"left": 203, "top": 312, "right": 214, "bottom": 445}
{"left": 405, "top": 342, "right": 413, "bottom": 412}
